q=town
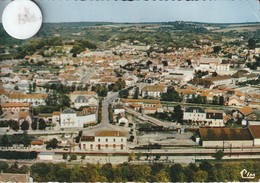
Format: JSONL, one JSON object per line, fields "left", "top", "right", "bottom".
{"left": 0, "top": 21, "right": 260, "bottom": 182}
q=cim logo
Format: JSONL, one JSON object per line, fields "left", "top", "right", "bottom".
{"left": 240, "top": 169, "right": 255, "bottom": 179}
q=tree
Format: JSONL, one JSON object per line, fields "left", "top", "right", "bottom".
{"left": 81, "top": 154, "right": 86, "bottom": 160}
{"left": 69, "top": 154, "right": 77, "bottom": 161}
{"left": 62, "top": 153, "right": 68, "bottom": 160}
{"left": 194, "top": 171, "right": 208, "bottom": 182}
{"left": 46, "top": 138, "right": 58, "bottom": 149}
{"left": 172, "top": 105, "right": 183, "bottom": 123}
{"left": 155, "top": 170, "right": 170, "bottom": 182}
{"left": 0, "top": 106, "right": 3, "bottom": 116}
{"left": 248, "top": 38, "right": 256, "bottom": 49}
{"left": 29, "top": 84, "right": 32, "bottom": 94}
{"left": 128, "top": 152, "right": 135, "bottom": 162}
{"left": 133, "top": 87, "right": 139, "bottom": 99}
{"left": 213, "top": 46, "right": 222, "bottom": 53}
{"left": 1, "top": 134, "right": 11, "bottom": 146}
{"left": 14, "top": 85, "right": 19, "bottom": 90}
{"left": 212, "top": 96, "right": 219, "bottom": 105}
{"left": 0, "top": 161, "right": 8, "bottom": 172}
{"left": 38, "top": 119, "right": 46, "bottom": 130}
{"left": 22, "top": 131, "right": 31, "bottom": 147}
{"left": 169, "top": 164, "right": 185, "bottom": 182}
{"left": 119, "top": 89, "right": 129, "bottom": 98}
{"left": 161, "top": 87, "right": 181, "bottom": 102}
{"left": 32, "top": 82, "right": 37, "bottom": 92}
{"left": 213, "top": 150, "right": 224, "bottom": 160}
{"left": 219, "top": 96, "right": 225, "bottom": 105}
{"left": 212, "top": 72, "right": 218, "bottom": 77}
{"left": 31, "top": 121, "right": 37, "bottom": 130}
{"left": 20, "top": 120, "right": 29, "bottom": 131}
{"left": 11, "top": 121, "right": 19, "bottom": 131}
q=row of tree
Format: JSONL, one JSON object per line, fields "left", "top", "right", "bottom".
{"left": 27, "top": 160, "right": 260, "bottom": 182}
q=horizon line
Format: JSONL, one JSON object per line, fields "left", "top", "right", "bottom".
{"left": 40, "top": 21, "right": 260, "bottom": 24}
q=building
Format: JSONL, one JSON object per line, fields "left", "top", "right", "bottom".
{"left": 2, "top": 102, "right": 30, "bottom": 112}
{"left": 3, "top": 91, "right": 47, "bottom": 106}
{"left": 80, "top": 130, "right": 127, "bottom": 152}
{"left": 30, "top": 140, "right": 44, "bottom": 150}
{"left": 194, "top": 58, "right": 230, "bottom": 72}
{"left": 141, "top": 85, "right": 167, "bottom": 98}
{"left": 121, "top": 98, "right": 163, "bottom": 114}
{"left": 199, "top": 128, "right": 253, "bottom": 147}
{"left": 60, "top": 108, "right": 96, "bottom": 128}
{"left": 70, "top": 91, "right": 98, "bottom": 109}
{"left": 113, "top": 104, "right": 125, "bottom": 115}
{"left": 38, "top": 152, "right": 55, "bottom": 161}
{"left": 183, "top": 107, "right": 225, "bottom": 126}
{"left": 117, "top": 113, "right": 129, "bottom": 126}
{"left": 248, "top": 124, "right": 260, "bottom": 146}
{"left": 233, "top": 106, "right": 254, "bottom": 119}
{"left": 183, "top": 107, "right": 206, "bottom": 122}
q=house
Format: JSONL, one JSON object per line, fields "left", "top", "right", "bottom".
{"left": 117, "top": 113, "right": 128, "bottom": 126}
{"left": 5, "top": 91, "right": 47, "bottom": 106}
{"left": 203, "top": 75, "right": 233, "bottom": 88}
{"left": 60, "top": 108, "right": 96, "bottom": 128}
{"left": 70, "top": 91, "right": 98, "bottom": 109}
{"left": 199, "top": 128, "right": 253, "bottom": 147}
{"left": 18, "top": 111, "right": 32, "bottom": 124}
{"left": 2, "top": 102, "right": 30, "bottom": 112}
{"left": 205, "top": 110, "right": 225, "bottom": 127}
{"left": 80, "top": 130, "right": 127, "bottom": 152}
{"left": 52, "top": 111, "right": 60, "bottom": 124}
{"left": 234, "top": 106, "right": 254, "bottom": 119}
{"left": 113, "top": 104, "right": 125, "bottom": 115}
{"left": 121, "top": 98, "right": 163, "bottom": 114}
{"left": 194, "top": 58, "right": 230, "bottom": 72}
{"left": 31, "top": 140, "right": 44, "bottom": 150}
{"left": 183, "top": 107, "right": 225, "bottom": 126}
{"left": 0, "top": 172, "right": 33, "bottom": 183}
{"left": 228, "top": 96, "right": 245, "bottom": 107}
{"left": 183, "top": 107, "right": 206, "bottom": 122}
{"left": 141, "top": 85, "right": 167, "bottom": 98}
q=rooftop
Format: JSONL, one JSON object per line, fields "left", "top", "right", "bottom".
{"left": 249, "top": 125, "right": 260, "bottom": 139}
{"left": 199, "top": 128, "right": 253, "bottom": 141}
{"left": 95, "top": 130, "right": 126, "bottom": 137}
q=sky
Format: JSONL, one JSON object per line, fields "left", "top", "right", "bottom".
{"left": 0, "top": 0, "right": 259, "bottom": 23}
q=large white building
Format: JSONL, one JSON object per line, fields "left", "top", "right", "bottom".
{"left": 141, "top": 85, "right": 167, "bottom": 98}
{"left": 80, "top": 130, "right": 127, "bottom": 152}
{"left": 0, "top": 91, "right": 47, "bottom": 106}
{"left": 183, "top": 107, "right": 225, "bottom": 126}
{"left": 60, "top": 108, "right": 96, "bottom": 128}
{"left": 194, "top": 58, "right": 230, "bottom": 72}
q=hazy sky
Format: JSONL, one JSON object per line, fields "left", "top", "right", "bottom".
{"left": 0, "top": 0, "right": 259, "bottom": 23}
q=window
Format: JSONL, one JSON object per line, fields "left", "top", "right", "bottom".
{"left": 98, "top": 144, "right": 101, "bottom": 150}
{"left": 106, "top": 139, "right": 108, "bottom": 142}
{"left": 121, "top": 144, "right": 124, "bottom": 150}
{"left": 83, "top": 144, "right": 86, "bottom": 150}
{"left": 121, "top": 138, "right": 123, "bottom": 142}
{"left": 90, "top": 144, "right": 93, "bottom": 149}
{"left": 98, "top": 138, "right": 100, "bottom": 142}
{"left": 106, "top": 144, "right": 108, "bottom": 148}
{"left": 113, "top": 144, "right": 116, "bottom": 148}
{"left": 113, "top": 138, "right": 116, "bottom": 142}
